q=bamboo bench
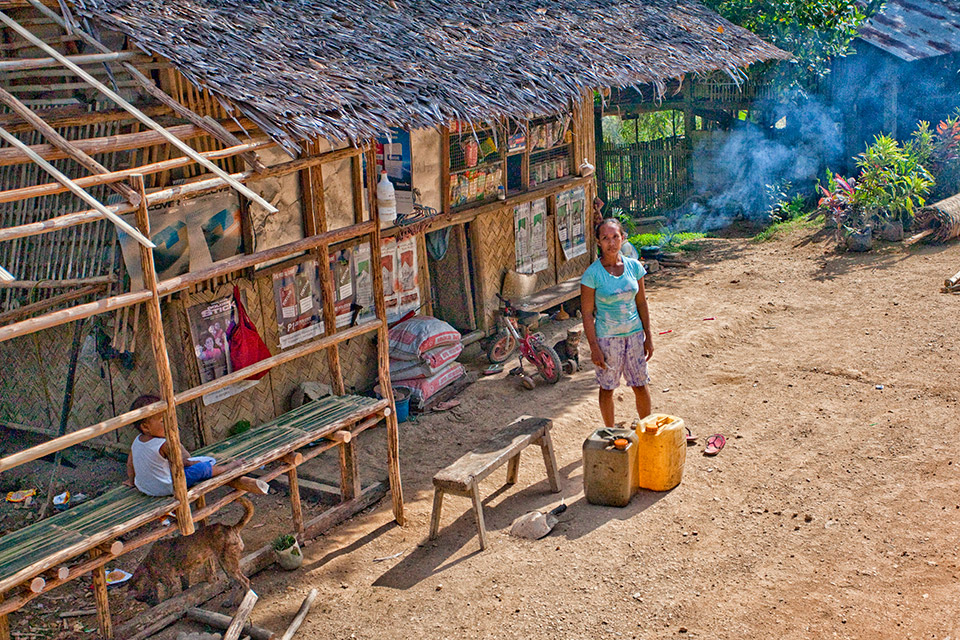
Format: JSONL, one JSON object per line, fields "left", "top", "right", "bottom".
{"left": 0, "top": 393, "right": 386, "bottom": 621}
{"left": 428, "top": 416, "right": 561, "bottom": 550}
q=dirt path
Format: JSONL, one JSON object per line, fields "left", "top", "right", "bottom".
{"left": 126, "top": 227, "right": 960, "bottom": 639}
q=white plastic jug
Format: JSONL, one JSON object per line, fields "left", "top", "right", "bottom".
{"left": 377, "top": 170, "right": 397, "bottom": 227}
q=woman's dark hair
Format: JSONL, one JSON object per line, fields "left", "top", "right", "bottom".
{"left": 130, "top": 394, "right": 162, "bottom": 430}
{"left": 595, "top": 217, "right": 625, "bottom": 239}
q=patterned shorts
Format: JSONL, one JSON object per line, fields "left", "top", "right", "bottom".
{"left": 594, "top": 331, "right": 650, "bottom": 390}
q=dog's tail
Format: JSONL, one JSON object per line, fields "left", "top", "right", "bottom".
{"left": 232, "top": 496, "right": 255, "bottom": 531}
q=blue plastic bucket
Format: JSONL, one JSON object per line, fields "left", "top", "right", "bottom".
{"left": 393, "top": 387, "right": 411, "bottom": 423}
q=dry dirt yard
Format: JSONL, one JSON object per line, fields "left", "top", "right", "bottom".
{"left": 15, "top": 223, "right": 959, "bottom": 639}
{"left": 239, "top": 226, "right": 960, "bottom": 640}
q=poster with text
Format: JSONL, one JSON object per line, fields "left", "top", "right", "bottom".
{"left": 530, "top": 198, "right": 549, "bottom": 272}
{"left": 271, "top": 259, "right": 324, "bottom": 349}
{"left": 557, "top": 187, "right": 587, "bottom": 260}
{"left": 187, "top": 294, "right": 259, "bottom": 405}
{"left": 352, "top": 243, "right": 376, "bottom": 323}
{"left": 513, "top": 202, "right": 531, "bottom": 274}
{"left": 329, "top": 248, "right": 355, "bottom": 328}
{"left": 375, "top": 128, "right": 413, "bottom": 215}
{"left": 396, "top": 236, "right": 420, "bottom": 316}
{"left": 380, "top": 238, "right": 400, "bottom": 320}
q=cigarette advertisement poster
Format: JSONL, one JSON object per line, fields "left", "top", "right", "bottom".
{"left": 557, "top": 186, "right": 587, "bottom": 260}
{"left": 352, "top": 242, "right": 376, "bottom": 323}
{"left": 514, "top": 199, "right": 548, "bottom": 274}
{"left": 119, "top": 189, "right": 243, "bottom": 288}
{"left": 329, "top": 248, "right": 355, "bottom": 328}
{"left": 186, "top": 293, "right": 259, "bottom": 405}
{"left": 380, "top": 236, "right": 420, "bottom": 323}
{"left": 375, "top": 127, "right": 413, "bottom": 215}
{"left": 271, "top": 259, "right": 324, "bottom": 349}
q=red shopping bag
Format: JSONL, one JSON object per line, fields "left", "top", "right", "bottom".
{"left": 228, "top": 286, "right": 272, "bottom": 380}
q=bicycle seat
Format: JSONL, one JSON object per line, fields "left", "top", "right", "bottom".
{"left": 516, "top": 310, "right": 540, "bottom": 327}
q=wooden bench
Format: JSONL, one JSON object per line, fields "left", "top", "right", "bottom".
{"left": 428, "top": 416, "right": 561, "bottom": 550}
{"left": 0, "top": 394, "right": 387, "bottom": 626}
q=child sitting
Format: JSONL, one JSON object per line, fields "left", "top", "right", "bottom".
{"left": 126, "top": 394, "right": 240, "bottom": 497}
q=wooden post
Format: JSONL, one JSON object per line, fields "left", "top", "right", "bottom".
{"left": 440, "top": 126, "right": 451, "bottom": 215}
{"left": 131, "top": 174, "right": 194, "bottom": 536}
{"left": 89, "top": 548, "right": 112, "bottom": 639}
{"left": 281, "top": 452, "right": 303, "bottom": 534}
{"left": 368, "top": 145, "right": 404, "bottom": 526}
{"left": 0, "top": 593, "right": 9, "bottom": 640}
{"left": 339, "top": 439, "right": 360, "bottom": 502}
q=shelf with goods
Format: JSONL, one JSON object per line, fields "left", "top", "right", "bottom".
{"left": 528, "top": 144, "right": 573, "bottom": 190}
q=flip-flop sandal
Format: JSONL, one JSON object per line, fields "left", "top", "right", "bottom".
{"left": 704, "top": 434, "right": 726, "bottom": 456}
{"left": 685, "top": 427, "right": 697, "bottom": 444}
{"left": 483, "top": 364, "right": 504, "bottom": 375}
{"left": 433, "top": 399, "right": 461, "bottom": 411}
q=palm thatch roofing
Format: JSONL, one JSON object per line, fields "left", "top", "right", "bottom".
{"left": 75, "top": 0, "right": 789, "bottom": 151}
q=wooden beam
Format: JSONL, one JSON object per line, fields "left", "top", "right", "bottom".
{"left": 223, "top": 590, "right": 258, "bottom": 640}
{"left": 0, "top": 275, "right": 114, "bottom": 289}
{"left": 0, "top": 125, "right": 154, "bottom": 248}
{"left": 185, "top": 608, "right": 275, "bottom": 640}
{"left": 0, "top": 11, "right": 277, "bottom": 213}
{"left": 279, "top": 589, "right": 317, "bottom": 640}
{"left": 132, "top": 173, "right": 193, "bottom": 537}
{"left": 0, "top": 103, "right": 169, "bottom": 135}
{"left": 0, "top": 86, "right": 140, "bottom": 204}
{"left": 227, "top": 476, "right": 269, "bottom": 495}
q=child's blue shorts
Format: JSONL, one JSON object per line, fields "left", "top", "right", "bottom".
{"left": 184, "top": 460, "right": 213, "bottom": 487}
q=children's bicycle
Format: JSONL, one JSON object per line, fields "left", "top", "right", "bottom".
{"left": 486, "top": 293, "right": 562, "bottom": 387}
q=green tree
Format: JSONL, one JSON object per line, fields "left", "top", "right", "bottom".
{"left": 702, "top": 0, "right": 884, "bottom": 92}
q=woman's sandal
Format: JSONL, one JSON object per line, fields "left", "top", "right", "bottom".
{"left": 685, "top": 427, "right": 697, "bottom": 444}
{"left": 704, "top": 433, "right": 726, "bottom": 456}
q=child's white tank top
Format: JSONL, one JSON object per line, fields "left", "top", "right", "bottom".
{"left": 131, "top": 437, "right": 172, "bottom": 496}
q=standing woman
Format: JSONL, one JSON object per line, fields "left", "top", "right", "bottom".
{"left": 580, "top": 218, "right": 654, "bottom": 427}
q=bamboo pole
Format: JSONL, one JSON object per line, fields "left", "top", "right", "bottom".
{"left": 0, "top": 125, "right": 154, "bottom": 248}
{"left": 0, "top": 104, "right": 169, "bottom": 135}
{"left": 0, "top": 86, "right": 140, "bottom": 204}
{"left": 0, "top": 145, "right": 365, "bottom": 243}
{"left": 0, "top": 220, "right": 374, "bottom": 342}
{"left": 366, "top": 144, "right": 404, "bottom": 526}
{"left": 0, "top": 275, "right": 115, "bottom": 288}
{"left": 0, "top": 265, "right": 13, "bottom": 282}
{"left": 0, "top": 11, "right": 277, "bottom": 214}
{"left": 279, "top": 589, "right": 318, "bottom": 640}
{"left": 0, "top": 50, "right": 147, "bottom": 71}
{"left": 131, "top": 173, "right": 193, "bottom": 536}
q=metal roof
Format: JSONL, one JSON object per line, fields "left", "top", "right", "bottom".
{"left": 858, "top": 0, "right": 960, "bottom": 62}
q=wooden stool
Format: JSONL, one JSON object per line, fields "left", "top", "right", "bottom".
{"left": 429, "top": 416, "right": 561, "bottom": 550}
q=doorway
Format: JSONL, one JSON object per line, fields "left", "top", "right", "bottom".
{"left": 426, "top": 223, "right": 477, "bottom": 334}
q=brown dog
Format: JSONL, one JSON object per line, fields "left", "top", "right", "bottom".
{"left": 130, "top": 497, "right": 254, "bottom": 607}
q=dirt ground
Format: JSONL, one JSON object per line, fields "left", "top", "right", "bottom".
{"left": 6, "top": 223, "right": 960, "bottom": 639}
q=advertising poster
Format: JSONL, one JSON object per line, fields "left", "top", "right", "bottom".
{"left": 352, "top": 242, "right": 376, "bottom": 323}
{"left": 271, "top": 259, "right": 324, "bottom": 349}
{"left": 186, "top": 294, "right": 259, "bottom": 405}
{"left": 119, "top": 189, "right": 242, "bottom": 289}
{"left": 557, "top": 187, "right": 588, "bottom": 260}
{"left": 514, "top": 201, "right": 531, "bottom": 274}
{"left": 375, "top": 127, "right": 413, "bottom": 215}
{"left": 396, "top": 236, "right": 420, "bottom": 316}
{"left": 380, "top": 237, "right": 400, "bottom": 320}
{"left": 329, "top": 248, "right": 355, "bottom": 328}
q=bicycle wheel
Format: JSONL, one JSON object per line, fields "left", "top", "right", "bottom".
{"left": 531, "top": 342, "right": 562, "bottom": 384}
{"left": 487, "top": 330, "right": 517, "bottom": 364}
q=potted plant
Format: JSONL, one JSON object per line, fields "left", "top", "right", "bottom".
{"left": 273, "top": 534, "right": 302, "bottom": 571}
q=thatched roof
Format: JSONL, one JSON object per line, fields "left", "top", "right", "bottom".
{"left": 75, "top": 0, "right": 789, "bottom": 151}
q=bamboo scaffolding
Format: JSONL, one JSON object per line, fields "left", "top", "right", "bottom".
{"left": 0, "top": 126, "right": 154, "bottom": 247}
{"left": 0, "top": 11, "right": 277, "bottom": 214}
{"left": 0, "top": 275, "right": 114, "bottom": 288}
{"left": 0, "top": 139, "right": 273, "bottom": 204}
{"left": 0, "top": 51, "right": 148, "bottom": 72}
{"left": 0, "top": 145, "right": 365, "bottom": 243}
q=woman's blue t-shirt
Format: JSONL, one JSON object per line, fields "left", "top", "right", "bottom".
{"left": 581, "top": 257, "right": 646, "bottom": 338}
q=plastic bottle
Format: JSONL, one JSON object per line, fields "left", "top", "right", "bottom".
{"left": 633, "top": 414, "right": 686, "bottom": 491}
{"left": 376, "top": 170, "right": 397, "bottom": 227}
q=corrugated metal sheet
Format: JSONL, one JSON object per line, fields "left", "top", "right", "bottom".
{"left": 859, "top": 0, "right": 960, "bottom": 62}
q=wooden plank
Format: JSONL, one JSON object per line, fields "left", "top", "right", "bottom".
{"left": 186, "top": 608, "right": 275, "bottom": 640}
{"left": 132, "top": 174, "right": 193, "bottom": 537}
{"left": 433, "top": 417, "right": 550, "bottom": 491}
{"left": 516, "top": 276, "right": 582, "bottom": 313}
{"left": 222, "top": 590, "right": 258, "bottom": 640}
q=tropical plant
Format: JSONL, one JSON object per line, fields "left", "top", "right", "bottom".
{"left": 817, "top": 171, "right": 857, "bottom": 238}
{"left": 852, "top": 134, "right": 934, "bottom": 225}
{"left": 272, "top": 534, "right": 297, "bottom": 551}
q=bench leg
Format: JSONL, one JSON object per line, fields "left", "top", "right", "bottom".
{"left": 539, "top": 431, "right": 562, "bottom": 493}
{"left": 428, "top": 487, "right": 444, "bottom": 540}
{"left": 470, "top": 483, "right": 488, "bottom": 550}
{"left": 287, "top": 466, "right": 304, "bottom": 535}
{"left": 89, "top": 548, "right": 112, "bottom": 639}
{"left": 339, "top": 439, "right": 360, "bottom": 502}
{"left": 506, "top": 453, "right": 520, "bottom": 485}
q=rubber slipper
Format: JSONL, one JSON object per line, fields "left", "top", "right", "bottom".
{"left": 685, "top": 427, "right": 697, "bottom": 444}
{"left": 704, "top": 434, "right": 725, "bottom": 456}
{"left": 483, "top": 364, "right": 503, "bottom": 375}
{"left": 434, "top": 399, "right": 461, "bottom": 411}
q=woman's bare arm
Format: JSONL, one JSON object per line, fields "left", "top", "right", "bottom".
{"left": 581, "top": 284, "right": 606, "bottom": 369}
